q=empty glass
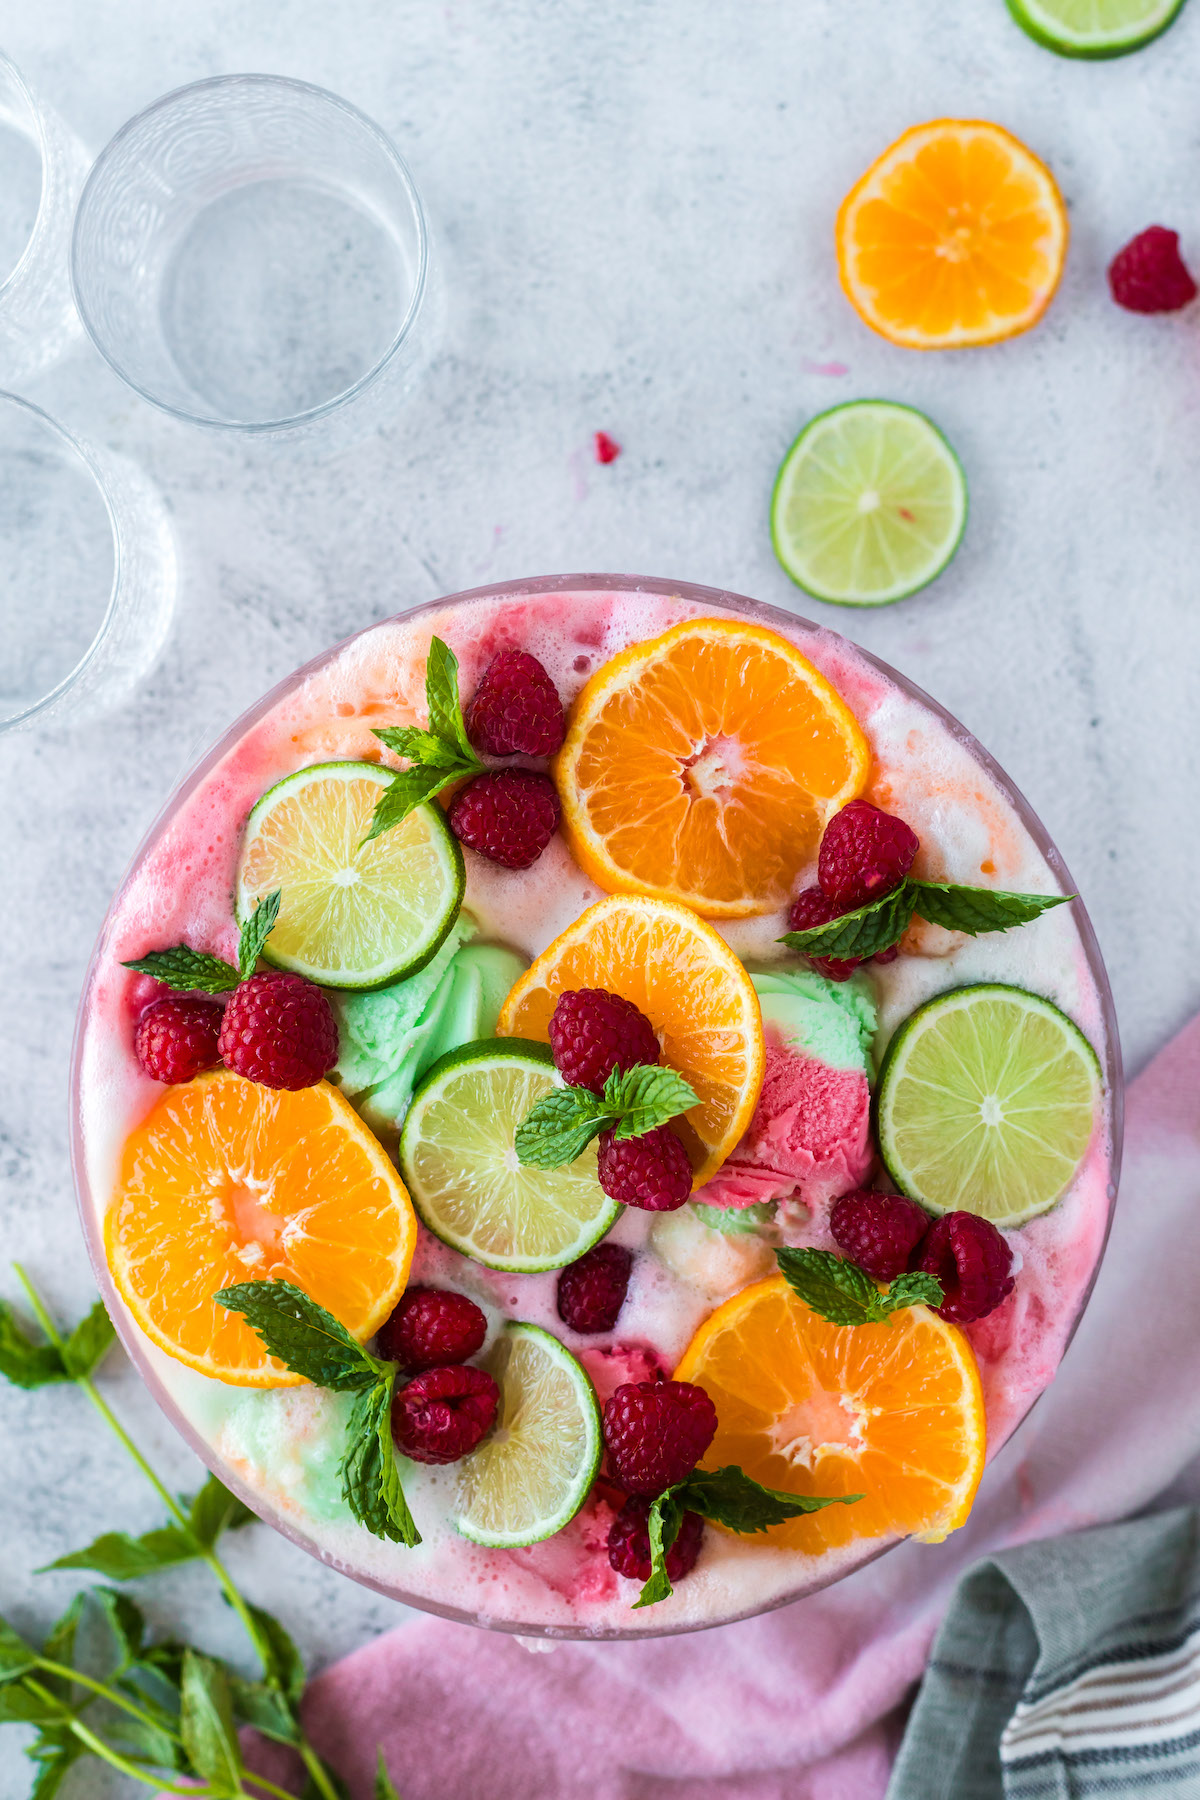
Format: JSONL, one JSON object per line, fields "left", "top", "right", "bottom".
{"left": 0, "top": 393, "right": 177, "bottom": 731}
{"left": 71, "top": 74, "right": 429, "bottom": 432}
{"left": 0, "top": 53, "right": 90, "bottom": 383}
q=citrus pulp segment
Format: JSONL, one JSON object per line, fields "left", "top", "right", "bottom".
{"left": 836, "top": 120, "right": 1068, "bottom": 349}
{"left": 105, "top": 1071, "right": 416, "bottom": 1386}
{"left": 876, "top": 984, "right": 1101, "bottom": 1227}
{"left": 1007, "top": 0, "right": 1187, "bottom": 55}
{"left": 234, "top": 760, "right": 464, "bottom": 990}
{"left": 496, "top": 894, "right": 765, "bottom": 1188}
{"left": 398, "top": 1039, "right": 620, "bottom": 1272}
{"left": 674, "top": 1274, "right": 986, "bottom": 1550}
{"left": 451, "top": 1322, "right": 602, "bottom": 1547}
{"left": 771, "top": 402, "right": 968, "bottom": 606}
{"left": 554, "top": 619, "right": 870, "bottom": 916}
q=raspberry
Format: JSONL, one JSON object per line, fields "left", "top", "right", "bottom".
{"left": 217, "top": 971, "right": 338, "bottom": 1090}
{"left": 134, "top": 994, "right": 223, "bottom": 1084}
{"left": 830, "top": 1189, "right": 931, "bottom": 1282}
{"left": 1108, "top": 226, "right": 1198, "bottom": 314}
{"left": 376, "top": 1287, "right": 487, "bottom": 1372}
{"left": 448, "top": 769, "right": 560, "bottom": 869}
{"left": 603, "top": 1378, "right": 718, "bottom": 1493}
{"left": 607, "top": 1494, "right": 704, "bottom": 1583}
{"left": 818, "top": 799, "right": 920, "bottom": 912}
{"left": 548, "top": 988, "right": 659, "bottom": 1093}
{"left": 594, "top": 431, "right": 622, "bottom": 465}
{"left": 557, "top": 1244, "right": 634, "bottom": 1333}
{"left": 787, "top": 887, "right": 863, "bottom": 982}
{"left": 597, "top": 1127, "right": 691, "bottom": 1212}
{"left": 913, "top": 1211, "right": 1014, "bottom": 1325}
{"left": 465, "top": 650, "right": 566, "bottom": 758}
{"left": 391, "top": 1364, "right": 499, "bottom": 1465}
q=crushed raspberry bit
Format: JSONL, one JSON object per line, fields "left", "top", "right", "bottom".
{"left": 217, "top": 971, "right": 338, "bottom": 1090}
{"left": 603, "top": 1378, "right": 717, "bottom": 1493}
{"left": 376, "top": 1287, "right": 487, "bottom": 1372}
{"left": 787, "top": 887, "right": 863, "bottom": 982}
{"left": 391, "top": 1364, "right": 499, "bottom": 1465}
{"left": 134, "top": 994, "right": 223, "bottom": 1085}
{"left": 818, "top": 799, "right": 919, "bottom": 912}
{"left": 608, "top": 1494, "right": 704, "bottom": 1583}
{"left": 1108, "top": 226, "right": 1198, "bottom": 314}
{"left": 830, "top": 1189, "right": 931, "bottom": 1282}
{"left": 548, "top": 988, "right": 659, "bottom": 1094}
{"left": 913, "top": 1211, "right": 1014, "bottom": 1325}
{"left": 465, "top": 650, "right": 566, "bottom": 758}
{"left": 557, "top": 1243, "right": 634, "bottom": 1334}
{"left": 594, "top": 431, "right": 622, "bottom": 464}
{"left": 448, "top": 768, "right": 560, "bottom": 869}
{"left": 597, "top": 1126, "right": 692, "bottom": 1212}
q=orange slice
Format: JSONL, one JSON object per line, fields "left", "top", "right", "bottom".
{"left": 554, "top": 619, "right": 869, "bottom": 918}
{"left": 836, "top": 119, "right": 1068, "bottom": 350}
{"left": 496, "top": 894, "right": 765, "bottom": 1187}
{"left": 674, "top": 1275, "right": 985, "bottom": 1550}
{"left": 106, "top": 1071, "right": 416, "bottom": 1387}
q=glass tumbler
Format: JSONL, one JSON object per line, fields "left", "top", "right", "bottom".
{"left": 0, "top": 53, "right": 90, "bottom": 383}
{"left": 71, "top": 74, "right": 429, "bottom": 432}
{"left": 0, "top": 393, "right": 177, "bottom": 731}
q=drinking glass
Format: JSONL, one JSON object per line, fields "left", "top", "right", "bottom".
{"left": 0, "top": 53, "right": 90, "bottom": 382}
{"left": 71, "top": 74, "right": 429, "bottom": 433}
{"left": 0, "top": 393, "right": 177, "bottom": 731}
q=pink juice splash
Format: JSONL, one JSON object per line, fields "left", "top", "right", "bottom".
{"left": 72, "top": 577, "right": 1119, "bottom": 1638}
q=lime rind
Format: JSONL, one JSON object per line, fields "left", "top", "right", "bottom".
{"left": 875, "top": 983, "right": 1102, "bottom": 1229}
{"left": 452, "top": 1322, "right": 602, "bottom": 1548}
{"left": 770, "top": 400, "right": 968, "bottom": 608}
{"left": 234, "top": 760, "right": 465, "bottom": 991}
{"left": 1006, "top": 0, "right": 1186, "bottom": 57}
{"left": 399, "top": 1038, "right": 621, "bottom": 1273}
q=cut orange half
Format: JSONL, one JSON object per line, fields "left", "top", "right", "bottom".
{"left": 674, "top": 1274, "right": 985, "bottom": 1549}
{"left": 836, "top": 119, "right": 1068, "bottom": 350}
{"left": 554, "top": 619, "right": 869, "bottom": 918}
{"left": 496, "top": 894, "right": 765, "bottom": 1187}
{"left": 106, "top": 1071, "right": 417, "bottom": 1386}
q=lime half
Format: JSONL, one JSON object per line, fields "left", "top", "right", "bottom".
{"left": 399, "top": 1040, "right": 620, "bottom": 1272}
{"left": 1007, "top": 0, "right": 1186, "bottom": 57}
{"left": 234, "top": 761, "right": 464, "bottom": 990}
{"left": 771, "top": 401, "right": 967, "bottom": 606}
{"left": 452, "top": 1322, "right": 602, "bottom": 1547}
{"left": 876, "top": 984, "right": 1102, "bottom": 1228}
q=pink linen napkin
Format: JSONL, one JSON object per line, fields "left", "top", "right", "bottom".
{"left": 262, "top": 1013, "right": 1200, "bottom": 1800}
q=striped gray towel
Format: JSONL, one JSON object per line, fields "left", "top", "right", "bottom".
{"left": 887, "top": 1507, "right": 1200, "bottom": 1799}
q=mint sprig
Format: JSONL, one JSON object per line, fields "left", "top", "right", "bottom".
{"left": 515, "top": 1063, "right": 699, "bottom": 1169}
{"left": 778, "top": 876, "right": 1071, "bottom": 963}
{"left": 123, "top": 889, "right": 282, "bottom": 995}
{"left": 775, "top": 1247, "right": 943, "bottom": 1326}
{"left": 635, "top": 1466, "right": 861, "bottom": 1609}
{"left": 214, "top": 1280, "right": 420, "bottom": 1548}
{"left": 363, "top": 636, "right": 485, "bottom": 845}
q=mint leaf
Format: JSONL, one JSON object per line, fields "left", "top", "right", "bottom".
{"left": 26, "top": 1725, "right": 85, "bottom": 1799}
{"left": 679, "top": 1465, "right": 862, "bottom": 1533}
{"left": 0, "top": 1301, "right": 68, "bottom": 1388}
{"left": 515, "top": 1063, "right": 698, "bottom": 1168}
{"left": 0, "top": 1613, "right": 38, "bottom": 1682}
{"left": 187, "top": 1472, "right": 257, "bottom": 1548}
{"left": 121, "top": 945, "right": 240, "bottom": 993}
{"left": 633, "top": 1489, "right": 687, "bottom": 1610}
{"left": 0, "top": 1682, "right": 61, "bottom": 1724}
{"left": 61, "top": 1300, "right": 115, "bottom": 1381}
{"left": 214, "top": 1281, "right": 386, "bottom": 1391}
{"left": 775, "top": 1248, "right": 943, "bottom": 1326}
{"left": 237, "top": 889, "right": 281, "bottom": 977}
{"left": 40, "top": 1525, "right": 199, "bottom": 1579}
{"left": 108, "top": 1711, "right": 182, "bottom": 1773}
{"left": 778, "top": 881, "right": 917, "bottom": 961}
{"left": 243, "top": 1602, "right": 305, "bottom": 1707}
{"left": 89, "top": 1588, "right": 146, "bottom": 1672}
{"left": 341, "top": 1379, "right": 421, "bottom": 1548}
{"left": 38, "top": 1595, "right": 85, "bottom": 1702}
{"left": 180, "top": 1649, "right": 243, "bottom": 1790}
{"left": 376, "top": 1749, "right": 403, "bottom": 1800}
{"left": 908, "top": 880, "right": 1071, "bottom": 936}
{"left": 605, "top": 1065, "right": 699, "bottom": 1142}
{"left": 229, "top": 1675, "right": 300, "bottom": 1746}
{"left": 365, "top": 636, "right": 484, "bottom": 844}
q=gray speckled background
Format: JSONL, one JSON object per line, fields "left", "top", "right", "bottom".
{"left": 3, "top": 1, "right": 1200, "bottom": 1791}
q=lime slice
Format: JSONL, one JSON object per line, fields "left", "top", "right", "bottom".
{"left": 876, "top": 984, "right": 1102, "bottom": 1228}
{"left": 1007, "top": 0, "right": 1186, "bottom": 57}
{"left": 399, "top": 1039, "right": 620, "bottom": 1272}
{"left": 771, "top": 401, "right": 968, "bottom": 606}
{"left": 234, "top": 761, "right": 464, "bottom": 990}
{"left": 452, "top": 1322, "right": 602, "bottom": 1547}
